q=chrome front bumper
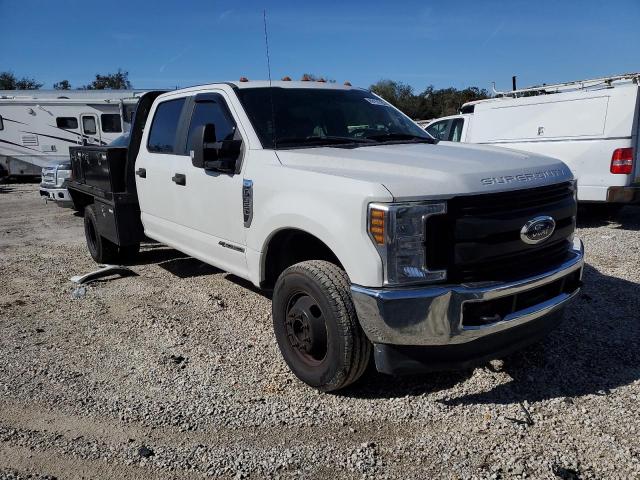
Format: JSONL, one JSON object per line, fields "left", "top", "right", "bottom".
{"left": 351, "top": 238, "right": 584, "bottom": 347}
{"left": 40, "top": 184, "right": 73, "bottom": 206}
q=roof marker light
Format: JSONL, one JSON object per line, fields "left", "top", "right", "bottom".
{"left": 239, "top": 77, "right": 249, "bottom": 82}
{"left": 344, "top": 81, "right": 352, "bottom": 86}
{"left": 281, "top": 76, "right": 291, "bottom": 81}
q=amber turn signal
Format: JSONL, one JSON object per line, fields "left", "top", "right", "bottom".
{"left": 369, "top": 208, "right": 385, "bottom": 245}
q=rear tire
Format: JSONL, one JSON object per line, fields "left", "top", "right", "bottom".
{"left": 272, "top": 260, "right": 371, "bottom": 392}
{"left": 83, "top": 205, "right": 119, "bottom": 264}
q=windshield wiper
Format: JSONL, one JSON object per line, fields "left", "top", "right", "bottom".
{"left": 277, "top": 136, "right": 376, "bottom": 147}
{"left": 364, "top": 133, "right": 436, "bottom": 144}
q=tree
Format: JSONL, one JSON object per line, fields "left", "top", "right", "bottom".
{"left": 300, "top": 73, "right": 335, "bottom": 83}
{"left": 370, "top": 80, "right": 425, "bottom": 119}
{"left": 370, "top": 79, "right": 489, "bottom": 119}
{"left": 53, "top": 80, "right": 71, "bottom": 90}
{"left": 0, "top": 71, "right": 43, "bottom": 90}
{"left": 83, "top": 69, "right": 132, "bottom": 89}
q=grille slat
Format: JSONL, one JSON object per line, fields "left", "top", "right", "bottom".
{"left": 454, "top": 182, "right": 574, "bottom": 216}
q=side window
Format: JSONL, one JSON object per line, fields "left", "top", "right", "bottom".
{"left": 426, "top": 120, "right": 450, "bottom": 140}
{"left": 101, "top": 114, "right": 122, "bottom": 133}
{"left": 56, "top": 117, "right": 78, "bottom": 129}
{"left": 186, "top": 97, "right": 237, "bottom": 152}
{"left": 82, "top": 116, "right": 97, "bottom": 135}
{"left": 147, "top": 98, "right": 186, "bottom": 154}
{"left": 448, "top": 118, "right": 464, "bottom": 142}
{"left": 0, "top": 115, "right": 3, "bottom": 130}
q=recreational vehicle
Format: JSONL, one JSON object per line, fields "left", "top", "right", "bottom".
{"left": 424, "top": 74, "right": 640, "bottom": 210}
{"left": 0, "top": 89, "right": 146, "bottom": 180}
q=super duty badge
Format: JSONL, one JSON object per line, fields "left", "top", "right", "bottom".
{"left": 481, "top": 168, "right": 570, "bottom": 186}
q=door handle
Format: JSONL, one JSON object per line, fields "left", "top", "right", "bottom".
{"left": 172, "top": 173, "right": 186, "bottom": 186}
{"left": 136, "top": 168, "right": 146, "bottom": 178}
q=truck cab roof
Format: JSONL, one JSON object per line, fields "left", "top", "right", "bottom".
{"left": 154, "top": 81, "right": 363, "bottom": 101}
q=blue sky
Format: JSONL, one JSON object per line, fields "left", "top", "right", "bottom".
{"left": 1, "top": 0, "right": 638, "bottom": 92}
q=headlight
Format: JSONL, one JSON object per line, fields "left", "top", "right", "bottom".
{"left": 368, "top": 201, "right": 447, "bottom": 285}
{"left": 56, "top": 167, "right": 71, "bottom": 187}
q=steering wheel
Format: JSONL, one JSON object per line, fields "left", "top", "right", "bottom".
{"left": 350, "top": 127, "right": 385, "bottom": 138}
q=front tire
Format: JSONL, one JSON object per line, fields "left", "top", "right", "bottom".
{"left": 272, "top": 260, "right": 371, "bottom": 392}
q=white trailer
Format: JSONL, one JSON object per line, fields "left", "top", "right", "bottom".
{"left": 424, "top": 74, "right": 640, "bottom": 205}
{"left": 0, "top": 89, "right": 146, "bottom": 178}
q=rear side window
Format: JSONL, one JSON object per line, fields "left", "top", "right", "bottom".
{"left": 56, "top": 117, "right": 78, "bottom": 129}
{"left": 82, "top": 116, "right": 97, "bottom": 135}
{"left": 101, "top": 114, "right": 122, "bottom": 133}
{"left": 147, "top": 98, "right": 186, "bottom": 154}
{"left": 186, "top": 97, "right": 237, "bottom": 152}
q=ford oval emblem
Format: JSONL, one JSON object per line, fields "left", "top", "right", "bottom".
{"left": 520, "top": 216, "right": 556, "bottom": 245}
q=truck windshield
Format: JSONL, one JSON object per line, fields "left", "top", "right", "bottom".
{"left": 236, "top": 87, "right": 434, "bottom": 149}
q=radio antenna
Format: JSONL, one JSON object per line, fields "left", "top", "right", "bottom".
{"left": 263, "top": 9, "right": 277, "bottom": 150}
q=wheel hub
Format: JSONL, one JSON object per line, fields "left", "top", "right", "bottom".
{"left": 285, "top": 294, "right": 328, "bottom": 364}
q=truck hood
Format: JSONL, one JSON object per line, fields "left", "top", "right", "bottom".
{"left": 275, "top": 142, "right": 573, "bottom": 199}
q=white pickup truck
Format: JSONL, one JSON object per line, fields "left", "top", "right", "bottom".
{"left": 67, "top": 81, "right": 584, "bottom": 391}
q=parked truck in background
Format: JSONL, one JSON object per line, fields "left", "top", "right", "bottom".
{"left": 67, "top": 80, "right": 584, "bottom": 391}
{"left": 40, "top": 159, "right": 73, "bottom": 206}
{"left": 424, "top": 74, "right": 640, "bottom": 214}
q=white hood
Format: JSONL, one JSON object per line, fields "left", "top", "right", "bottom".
{"left": 276, "top": 142, "right": 573, "bottom": 200}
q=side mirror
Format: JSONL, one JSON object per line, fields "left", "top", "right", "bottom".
{"left": 190, "top": 123, "right": 242, "bottom": 173}
{"left": 190, "top": 123, "right": 216, "bottom": 169}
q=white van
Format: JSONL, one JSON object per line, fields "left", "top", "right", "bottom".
{"left": 424, "top": 74, "right": 640, "bottom": 206}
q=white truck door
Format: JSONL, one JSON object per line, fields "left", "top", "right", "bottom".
{"left": 136, "top": 97, "right": 188, "bottom": 240}
{"left": 173, "top": 92, "right": 248, "bottom": 277}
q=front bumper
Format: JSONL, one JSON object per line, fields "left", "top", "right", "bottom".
{"left": 40, "top": 184, "right": 73, "bottom": 207}
{"left": 351, "top": 238, "right": 584, "bottom": 372}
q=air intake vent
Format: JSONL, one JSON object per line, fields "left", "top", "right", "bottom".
{"left": 21, "top": 134, "right": 38, "bottom": 146}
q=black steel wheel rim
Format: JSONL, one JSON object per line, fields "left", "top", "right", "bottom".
{"left": 284, "top": 291, "right": 328, "bottom": 366}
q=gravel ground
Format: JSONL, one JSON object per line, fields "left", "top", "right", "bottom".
{"left": 0, "top": 182, "right": 639, "bottom": 480}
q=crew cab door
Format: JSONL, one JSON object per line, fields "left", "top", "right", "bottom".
{"left": 136, "top": 92, "right": 248, "bottom": 278}
{"left": 176, "top": 92, "right": 248, "bottom": 277}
